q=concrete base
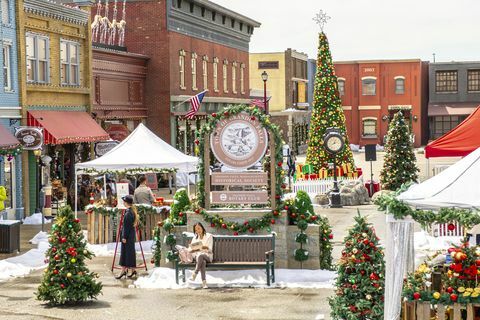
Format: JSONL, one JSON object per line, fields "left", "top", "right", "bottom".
{"left": 159, "top": 209, "right": 323, "bottom": 269}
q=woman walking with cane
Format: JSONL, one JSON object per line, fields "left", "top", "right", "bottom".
{"left": 115, "top": 195, "right": 139, "bottom": 279}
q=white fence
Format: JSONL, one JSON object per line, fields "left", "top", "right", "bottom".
{"left": 292, "top": 177, "right": 358, "bottom": 195}
{"left": 431, "top": 222, "right": 465, "bottom": 237}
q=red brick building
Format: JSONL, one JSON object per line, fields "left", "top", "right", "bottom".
{"left": 334, "top": 60, "right": 429, "bottom": 147}
{"left": 122, "top": 0, "right": 260, "bottom": 153}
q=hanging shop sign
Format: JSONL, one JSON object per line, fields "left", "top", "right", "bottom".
{"left": 14, "top": 126, "right": 43, "bottom": 150}
{"left": 106, "top": 124, "right": 130, "bottom": 141}
{"left": 94, "top": 140, "right": 119, "bottom": 157}
{"left": 210, "top": 113, "right": 268, "bottom": 170}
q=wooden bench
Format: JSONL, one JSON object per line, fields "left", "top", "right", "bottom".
{"left": 175, "top": 234, "right": 276, "bottom": 286}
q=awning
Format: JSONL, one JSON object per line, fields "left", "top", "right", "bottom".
{"left": 27, "top": 110, "right": 110, "bottom": 145}
{"left": 428, "top": 102, "right": 477, "bottom": 116}
{"left": 0, "top": 124, "right": 20, "bottom": 150}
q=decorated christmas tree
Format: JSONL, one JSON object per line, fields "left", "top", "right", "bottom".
{"left": 306, "top": 31, "right": 355, "bottom": 172}
{"left": 380, "top": 111, "right": 419, "bottom": 190}
{"left": 329, "top": 213, "right": 385, "bottom": 320}
{"left": 37, "top": 206, "right": 102, "bottom": 305}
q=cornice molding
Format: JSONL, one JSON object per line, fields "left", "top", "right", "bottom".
{"left": 24, "top": 0, "right": 89, "bottom": 26}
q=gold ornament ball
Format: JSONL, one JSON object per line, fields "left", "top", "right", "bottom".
{"left": 67, "top": 272, "right": 72, "bottom": 278}
{"left": 44, "top": 268, "right": 48, "bottom": 273}
{"left": 83, "top": 250, "right": 88, "bottom": 255}
{"left": 71, "top": 258, "right": 77, "bottom": 263}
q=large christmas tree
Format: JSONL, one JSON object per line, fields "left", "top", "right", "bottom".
{"left": 329, "top": 213, "right": 385, "bottom": 320}
{"left": 306, "top": 32, "right": 355, "bottom": 172}
{"left": 37, "top": 206, "right": 102, "bottom": 305}
{"left": 380, "top": 111, "right": 419, "bottom": 190}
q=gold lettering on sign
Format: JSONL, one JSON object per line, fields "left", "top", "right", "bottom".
{"left": 364, "top": 67, "right": 375, "bottom": 72}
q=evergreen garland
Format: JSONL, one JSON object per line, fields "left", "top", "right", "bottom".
{"left": 306, "top": 32, "right": 355, "bottom": 172}
{"left": 169, "top": 188, "right": 190, "bottom": 225}
{"left": 380, "top": 111, "right": 419, "bottom": 191}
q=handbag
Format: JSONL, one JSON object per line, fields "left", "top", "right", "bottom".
{"left": 175, "top": 245, "right": 193, "bottom": 263}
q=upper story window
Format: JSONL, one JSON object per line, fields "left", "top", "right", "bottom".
{"left": 191, "top": 52, "right": 197, "bottom": 90}
{"left": 240, "top": 63, "right": 245, "bottom": 94}
{"left": 179, "top": 49, "right": 186, "bottom": 89}
{"left": 467, "top": 70, "right": 480, "bottom": 92}
{"left": 362, "top": 117, "right": 377, "bottom": 137}
{"left": 201, "top": 7, "right": 205, "bottom": 17}
{"left": 232, "top": 62, "right": 237, "bottom": 94}
{"left": 213, "top": 57, "right": 219, "bottom": 92}
{"left": 177, "top": 0, "right": 182, "bottom": 8}
{"left": 60, "top": 40, "right": 80, "bottom": 86}
{"left": 202, "top": 56, "right": 208, "bottom": 90}
{"left": 222, "top": 15, "right": 226, "bottom": 25}
{"left": 189, "top": 2, "right": 194, "bottom": 13}
{"left": 3, "top": 43, "right": 11, "bottom": 91}
{"left": 361, "top": 77, "right": 376, "bottom": 96}
{"left": 337, "top": 78, "right": 345, "bottom": 96}
{"left": 223, "top": 59, "right": 228, "bottom": 93}
{"left": 395, "top": 76, "right": 405, "bottom": 94}
{"left": 26, "top": 33, "right": 49, "bottom": 84}
{"left": 231, "top": 19, "right": 235, "bottom": 28}
{"left": 1, "top": 0, "right": 9, "bottom": 25}
{"left": 435, "top": 70, "right": 457, "bottom": 93}
{"left": 212, "top": 11, "right": 216, "bottom": 21}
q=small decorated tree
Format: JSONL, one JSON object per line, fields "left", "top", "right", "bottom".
{"left": 306, "top": 31, "right": 355, "bottom": 172}
{"left": 380, "top": 111, "right": 419, "bottom": 191}
{"left": 37, "top": 206, "right": 102, "bottom": 305}
{"left": 329, "top": 213, "right": 385, "bottom": 319}
{"left": 169, "top": 188, "right": 190, "bottom": 225}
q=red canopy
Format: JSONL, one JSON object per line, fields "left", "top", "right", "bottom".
{"left": 425, "top": 106, "right": 480, "bottom": 158}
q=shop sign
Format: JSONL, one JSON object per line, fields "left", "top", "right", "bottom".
{"left": 94, "top": 141, "right": 119, "bottom": 157}
{"left": 106, "top": 124, "right": 130, "bottom": 141}
{"left": 211, "top": 191, "right": 268, "bottom": 204}
{"left": 14, "top": 126, "right": 43, "bottom": 150}
{"left": 211, "top": 172, "right": 268, "bottom": 186}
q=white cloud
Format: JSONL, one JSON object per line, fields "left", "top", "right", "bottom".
{"left": 212, "top": 0, "right": 480, "bottom": 62}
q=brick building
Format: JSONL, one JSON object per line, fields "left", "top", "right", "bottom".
{"left": 334, "top": 59, "right": 429, "bottom": 148}
{"left": 122, "top": 0, "right": 260, "bottom": 153}
{"left": 428, "top": 62, "right": 480, "bottom": 140}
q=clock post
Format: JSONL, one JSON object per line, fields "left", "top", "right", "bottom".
{"left": 323, "top": 128, "right": 345, "bottom": 208}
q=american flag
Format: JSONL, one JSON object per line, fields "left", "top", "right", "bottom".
{"left": 185, "top": 90, "right": 207, "bottom": 119}
{"left": 250, "top": 97, "right": 270, "bottom": 109}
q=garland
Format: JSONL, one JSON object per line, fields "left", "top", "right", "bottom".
{"left": 169, "top": 188, "right": 189, "bottom": 225}
{"left": 0, "top": 145, "right": 22, "bottom": 158}
{"left": 195, "top": 104, "right": 286, "bottom": 212}
{"left": 77, "top": 167, "right": 177, "bottom": 175}
{"left": 375, "top": 184, "right": 480, "bottom": 230}
{"left": 151, "top": 223, "right": 162, "bottom": 267}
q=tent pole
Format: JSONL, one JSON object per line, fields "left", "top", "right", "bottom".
{"left": 103, "top": 175, "right": 107, "bottom": 198}
{"left": 426, "top": 158, "right": 430, "bottom": 178}
{"left": 74, "top": 172, "right": 78, "bottom": 218}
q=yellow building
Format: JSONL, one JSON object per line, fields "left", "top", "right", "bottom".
{"left": 249, "top": 49, "right": 310, "bottom": 154}
{"left": 17, "top": 0, "right": 108, "bottom": 214}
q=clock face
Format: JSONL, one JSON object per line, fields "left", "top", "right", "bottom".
{"left": 325, "top": 134, "right": 344, "bottom": 154}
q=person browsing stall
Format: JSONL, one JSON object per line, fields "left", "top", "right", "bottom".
{"left": 190, "top": 222, "right": 213, "bottom": 289}
{"left": 133, "top": 175, "right": 155, "bottom": 205}
{"left": 115, "top": 195, "right": 139, "bottom": 279}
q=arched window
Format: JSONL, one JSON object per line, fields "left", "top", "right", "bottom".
{"left": 337, "top": 77, "right": 345, "bottom": 96}
{"left": 362, "top": 77, "right": 376, "bottom": 96}
{"left": 395, "top": 76, "right": 405, "bottom": 94}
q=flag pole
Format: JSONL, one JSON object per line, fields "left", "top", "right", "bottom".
{"left": 172, "top": 89, "right": 209, "bottom": 110}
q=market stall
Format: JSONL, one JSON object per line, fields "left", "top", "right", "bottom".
{"left": 75, "top": 123, "right": 198, "bottom": 243}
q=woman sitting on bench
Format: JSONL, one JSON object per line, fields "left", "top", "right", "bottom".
{"left": 190, "top": 222, "right": 213, "bottom": 289}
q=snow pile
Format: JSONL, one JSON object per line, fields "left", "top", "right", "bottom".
{"left": 0, "top": 232, "right": 49, "bottom": 281}
{"left": 134, "top": 268, "right": 336, "bottom": 289}
{"left": 87, "top": 240, "right": 153, "bottom": 257}
{"left": 350, "top": 144, "right": 360, "bottom": 153}
{"left": 22, "top": 213, "right": 51, "bottom": 225}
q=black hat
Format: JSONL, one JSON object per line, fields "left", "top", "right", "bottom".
{"left": 122, "top": 195, "right": 134, "bottom": 204}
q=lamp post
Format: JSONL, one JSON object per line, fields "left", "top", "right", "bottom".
{"left": 33, "top": 149, "right": 43, "bottom": 231}
{"left": 261, "top": 71, "right": 268, "bottom": 114}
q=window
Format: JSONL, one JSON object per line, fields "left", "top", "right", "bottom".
{"left": 202, "top": 56, "right": 208, "bottom": 90}
{"left": 212, "top": 11, "right": 216, "bottom": 21}
{"left": 26, "top": 33, "right": 49, "bottom": 83}
{"left": 3, "top": 44, "right": 11, "bottom": 91}
{"left": 429, "top": 115, "right": 467, "bottom": 140}
{"left": 468, "top": 70, "right": 480, "bottom": 92}
{"left": 240, "top": 23, "right": 243, "bottom": 31}
{"left": 223, "top": 60, "right": 228, "bottom": 93}
{"left": 60, "top": 40, "right": 80, "bottom": 85}
{"left": 201, "top": 7, "right": 205, "bottom": 17}
{"left": 362, "top": 118, "right": 377, "bottom": 137}
{"left": 362, "top": 77, "right": 376, "bottom": 95}
{"left": 232, "top": 62, "right": 237, "bottom": 94}
{"left": 231, "top": 19, "right": 235, "bottom": 28}
{"left": 222, "top": 15, "right": 226, "bottom": 25}
{"left": 395, "top": 77, "right": 405, "bottom": 94}
{"left": 191, "top": 52, "right": 197, "bottom": 90}
{"left": 435, "top": 70, "right": 457, "bottom": 92}
{"left": 213, "top": 57, "right": 218, "bottom": 92}
{"left": 179, "top": 50, "right": 186, "bottom": 89}
{"left": 240, "top": 63, "right": 245, "bottom": 94}
{"left": 177, "top": 0, "right": 181, "bottom": 8}
{"left": 189, "top": 2, "right": 194, "bottom": 13}
{"left": 1, "top": 0, "right": 9, "bottom": 24}
{"left": 337, "top": 78, "right": 345, "bottom": 96}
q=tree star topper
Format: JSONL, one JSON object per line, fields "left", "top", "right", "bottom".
{"left": 313, "top": 10, "right": 331, "bottom": 32}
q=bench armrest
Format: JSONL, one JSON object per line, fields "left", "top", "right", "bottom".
{"left": 265, "top": 250, "right": 274, "bottom": 262}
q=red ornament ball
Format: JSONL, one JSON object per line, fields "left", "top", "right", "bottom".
{"left": 74, "top": 218, "right": 80, "bottom": 223}
{"left": 446, "top": 287, "right": 454, "bottom": 294}
{"left": 52, "top": 247, "right": 57, "bottom": 252}
{"left": 250, "top": 116, "right": 256, "bottom": 121}
{"left": 243, "top": 221, "right": 249, "bottom": 226}
{"left": 194, "top": 209, "right": 200, "bottom": 214}
{"left": 54, "top": 255, "right": 60, "bottom": 261}
{"left": 328, "top": 234, "right": 333, "bottom": 239}
{"left": 60, "top": 284, "right": 65, "bottom": 289}
{"left": 224, "top": 111, "right": 229, "bottom": 116}
{"left": 151, "top": 259, "right": 155, "bottom": 264}
{"left": 284, "top": 206, "right": 289, "bottom": 210}
{"left": 310, "top": 215, "right": 318, "bottom": 221}
{"left": 300, "top": 215, "right": 306, "bottom": 220}
{"left": 249, "top": 227, "right": 254, "bottom": 233}
{"left": 178, "top": 212, "right": 184, "bottom": 217}
{"left": 194, "top": 139, "right": 199, "bottom": 145}
{"left": 363, "top": 239, "right": 369, "bottom": 245}
{"left": 221, "top": 223, "right": 227, "bottom": 229}
{"left": 290, "top": 213, "right": 297, "bottom": 219}
{"left": 210, "top": 223, "right": 216, "bottom": 228}
{"left": 211, "top": 113, "right": 217, "bottom": 118}
{"left": 447, "top": 223, "right": 456, "bottom": 231}
{"left": 450, "top": 293, "right": 458, "bottom": 302}
{"left": 413, "top": 292, "right": 421, "bottom": 300}
{"left": 53, "top": 269, "right": 59, "bottom": 275}
{"left": 233, "top": 232, "right": 239, "bottom": 236}
{"left": 270, "top": 219, "right": 275, "bottom": 225}
{"left": 277, "top": 162, "right": 283, "bottom": 167}
{"left": 273, "top": 210, "right": 279, "bottom": 216}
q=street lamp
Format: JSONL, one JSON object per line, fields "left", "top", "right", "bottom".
{"left": 261, "top": 71, "right": 268, "bottom": 114}
{"left": 33, "top": 149, "right": 44, "bottom": 230}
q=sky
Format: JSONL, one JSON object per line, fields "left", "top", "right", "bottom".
{"left": 213, "top": 0, "right": 480, "bottom": 62}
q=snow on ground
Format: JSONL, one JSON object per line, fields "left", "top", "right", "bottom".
{"left": 134, "top": 267, "right": 336, "bottom": 289}
{"left": 0, "top": 232, "right": 49, "bottom": 281}
{"left": 22, "top": 213, "right": 51, "bottom": 225}
{"left": 87, "top": 240, "right": 153, "bottom": 257}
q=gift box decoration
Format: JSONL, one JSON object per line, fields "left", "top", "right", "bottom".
{"left": 319, "top": 168, "right": 328, "bottom": 179}
{"left": 302, "top": 164, "right": 314, "bottom": 174}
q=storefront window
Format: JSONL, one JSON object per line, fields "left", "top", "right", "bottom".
{"left": 3, "top": 158, "right": 14, "bottom": 209}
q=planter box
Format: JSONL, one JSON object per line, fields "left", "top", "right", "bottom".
{"left": 0, "top": 220, "right": 21, "bottom": 253}
{"left": 404, "top": 301, "right": 480, "bottom": 320}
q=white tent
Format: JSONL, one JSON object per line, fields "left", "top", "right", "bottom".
{"left": 76, "top": 123, "right": 198, "bottom": 174}
{"left": 397, "top": 146, "right": 480, "bottom": 209}
{"left": 384, "top": 147, "right": 480, "bottom": 320}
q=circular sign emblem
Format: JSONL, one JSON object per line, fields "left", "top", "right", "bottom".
{"left": 211, "top": 113, "right": 268, "bottom": 169}
{"left": 14, "top": 127, "right": 43, "bottom": 150}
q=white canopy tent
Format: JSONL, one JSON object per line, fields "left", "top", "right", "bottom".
{"left": 75, "top": 123, "right": 198, "bottom": 213}
{"left": 384, "top": 147, "right": 480, "bottom": 320}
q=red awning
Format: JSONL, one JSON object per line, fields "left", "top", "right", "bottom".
{"left": 425, "top": 106, "right": 480, "bottom": 158}
{"left": 0, "top": 124, "right": 20, "bottom": 150}
{"left": 27, "top": 110, "right": 110, "bottom": 145}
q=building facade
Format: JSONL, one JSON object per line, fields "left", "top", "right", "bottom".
{"left": 122, "top": 0, "right": 259, "bottom": 154}
{"left": 250, "top": 49, "right": 310, "bottom": 154}
{"left": 0, "top": 0, "right": 23, "bottom": 218}
{"left": 334, "top": 59, "right": 429, "bottom": 148}
{"left": 428, "top": 62, "right": 480, "bottom": 140}
{"left": 17, "top": 0, "right": 108, "bottom": 214}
